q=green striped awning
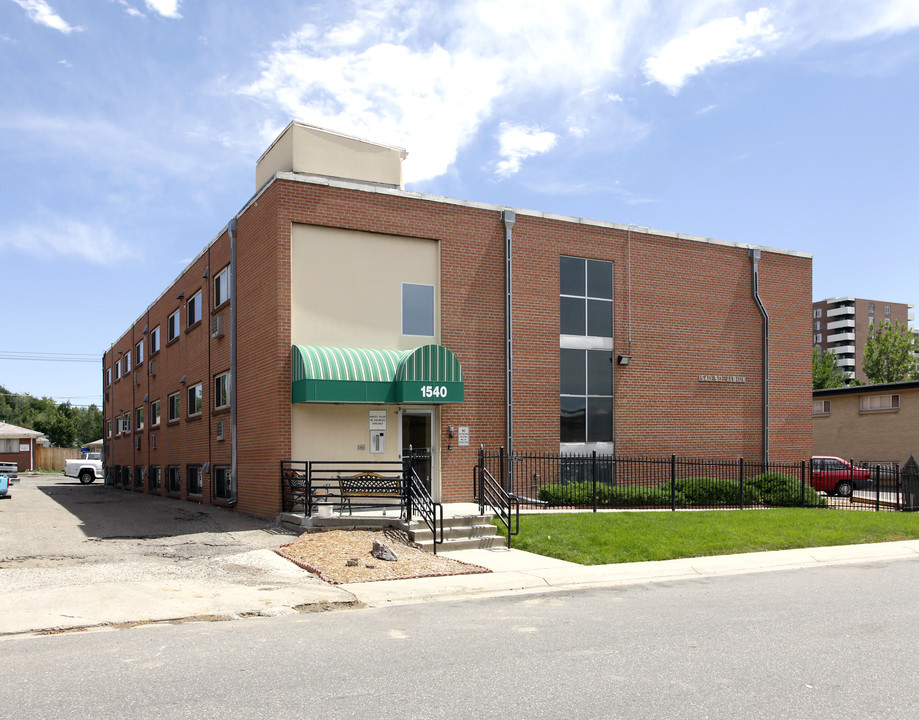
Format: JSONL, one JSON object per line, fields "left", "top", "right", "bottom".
{"left": 291, "top": 345, "right": 464, "bottom": 404}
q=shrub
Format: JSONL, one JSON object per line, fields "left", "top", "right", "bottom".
{"left": 747, "top": 472, "right": 826, "bottom": 507}
{"left": 537, "top": 482, "right": 684, "bottom": 508}
{"left": 662, "top": 477, "right": 762, "bottom": 506}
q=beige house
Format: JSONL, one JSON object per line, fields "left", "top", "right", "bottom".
{"left": 813, "top": 381, "right": 919, "bottom": 466}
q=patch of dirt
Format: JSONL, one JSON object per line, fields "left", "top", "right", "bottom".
{"left": 275, "top": 529, "right": 491, "bottom": 584}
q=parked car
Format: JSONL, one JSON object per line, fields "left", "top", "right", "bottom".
{"left": 0, "top": 461, "right": 17, "bottom": 482}
{"left": 811, "top": 456, "right": 871, "bottom": 497}
{"left": 64, "top": 452, "right": 103, "bottom": 484}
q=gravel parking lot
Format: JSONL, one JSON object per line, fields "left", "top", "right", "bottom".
{"left": 0, "top": 475, "right": 352, "bottom": 634}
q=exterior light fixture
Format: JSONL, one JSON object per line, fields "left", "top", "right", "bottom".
{"left": 617, "top": 355, "right": 632, "bottom": 366}
{"left": 177, "top": 291, "right": 185, "bottom": 300}
{"left": 179, "top": 375, "right": 187, "bottom": 384}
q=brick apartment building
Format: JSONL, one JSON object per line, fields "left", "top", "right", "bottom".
{"left": 812, "top": 297, "right": 916, "bottom": 383}
{"left": 102, "top": 122, "right": 813, "bottom": 519}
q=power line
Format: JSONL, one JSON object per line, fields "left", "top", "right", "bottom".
{"left": 0, "top": 351, "right": 99, "bottom": 363}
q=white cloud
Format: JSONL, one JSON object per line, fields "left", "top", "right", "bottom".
{"left": 1, "top": 217, "right": 135, "bottom": 265}
{"left": 495, "top": 124, "right": 558, "bottom": 177}
{"left": 11, "top": 0, "right": 81, "bottom": 34}
{"left": 238, "top": 1, "right": 919, "bottom": 183}
{"left": 643, "top": 9, "right": 779, "bottom": 93}
{"left": 144, "top": 0, "right": 181, "bottom": 19}
{"left": 112, "top": 0, "right": 145, "bottom": 18}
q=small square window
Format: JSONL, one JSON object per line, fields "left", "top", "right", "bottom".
{"left": 813, "top": 308, "right": 822, "bottom": 319}
{"left": 813, "top": 400, "right": 830, "bottom": 415}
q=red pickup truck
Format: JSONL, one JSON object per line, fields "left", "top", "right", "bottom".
{"left": 811, "top": 456, "right": 871, "bottom": 497}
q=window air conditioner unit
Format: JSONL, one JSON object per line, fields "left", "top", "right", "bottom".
{"left": 212, "top": 315, "right": 225, "bottom": 338}
{"left": 216, "top": 421, "right": 225, "bottom": 441}
{"left": 148, "top": 361, "right": 156, "bottom": 377}
{"left": 134, "top": 372, "right": 141, "bottom": 386}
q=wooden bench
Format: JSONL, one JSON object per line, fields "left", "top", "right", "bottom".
{"left": 338, "top": 472, "right": 404, "bottom": 515}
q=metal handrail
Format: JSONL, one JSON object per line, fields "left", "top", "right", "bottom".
{"left": 474, "top": 448, "right": 519, "bottom": 548}
{"left": 404, "top": 461, "right": 444, "bottom": 553}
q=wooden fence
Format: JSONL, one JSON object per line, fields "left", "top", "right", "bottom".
{"left": 35, "top": 447, "right": 82, "bottom": 472}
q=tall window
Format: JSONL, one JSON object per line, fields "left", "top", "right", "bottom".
{"left": 214, "top": 466, "right": 233, "bottom": 500}
{"left": 560, "top": 256, "right": 614, "bottom": 445}
{"left": 115, "top": 359, "right": 122, "bottom": 380}
{"left": 149, "top": 466, "right": 161, "bottom": 491}
{"left": 214, "top": 372, "right": 229, "bottom": 409}
{"left": 105, "top": 368, "right": 112, "bottom": 386}
{"left": 813, "top": 308, "right": 822, "bottom": 319}
{"left": 135, "top": 339, "right": 144, "bottom": 365}
{"left": 124, "top": 351, "right": 132, "bottom": 373}
{"left": 151, "top": 399, "right": 161, "bottom": 427}
{"left": 187, "top": 383, "right": 203, "bottom": 416}
{"left": 167, "top": 466, "right": 181, "bottom": 493}
{"left": 151, "top": 326, "right": 161, "bottom": 353}
{"left": 136, "top": 406, "right": 144, "bottom": 430}
{"left": 168, "top": 310, "right": 180, "bottom": 342}
{"left": 402, "top": 283, "right": 435, "bottom": 337}
{"left": 123, "top": 412, "right": 131, "bottom": 433}
{"left": 168, "top": 392, "right": 181, "bottom": 421}
{"left": 187, "top": 465, "right": 202, "bottom": 495}
{"left": 187, "top": 290, "right": 202, "bottom": 327}
{"left": 214, "top": 266, "right": 230, "bottom": 307}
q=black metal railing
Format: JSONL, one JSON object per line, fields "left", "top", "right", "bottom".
{"left": 478, "top": 449, "right": 911, "bottom": 513}
{"left": 474, "top": 446, "right": 519, "bottom": 548}
{"left": 281, "top": 451, "right": 445, "bottom": 552}
{"left": 404, "top": 449, "right": 444, "bottom": 554}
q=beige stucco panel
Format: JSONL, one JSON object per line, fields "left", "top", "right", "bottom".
{"left": 291, "top": 404, "right": 441, "bottom": 498}
{"left": 257, "top": 124, "right": 405, "bottom": 190}
{"left": 291, "top": 224, "right": 439, "bottom": 350}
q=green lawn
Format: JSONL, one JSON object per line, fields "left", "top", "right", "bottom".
{"left": 496, "top": 509, "right": 919, "bottom": 564}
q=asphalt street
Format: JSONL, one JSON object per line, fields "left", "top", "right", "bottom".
{"left": 3, "top": 557, "right": 919, "bottom": 719}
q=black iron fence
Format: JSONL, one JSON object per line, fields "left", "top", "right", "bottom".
{"left": 478, "top": 448, "right": 910, "bottom": 512}
{"left": 281, "top": 450, "right": 445, "bottom": 552}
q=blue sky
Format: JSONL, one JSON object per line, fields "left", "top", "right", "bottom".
{"left": 1, "top": 0, "right": 918, "bottom": 408}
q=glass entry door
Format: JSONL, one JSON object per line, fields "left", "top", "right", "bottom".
{"left": 401, "top": 410, "right": 433, "bottom": 495}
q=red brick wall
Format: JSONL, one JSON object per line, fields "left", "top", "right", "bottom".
{"left": 103, "top": 174, "right": 812, "bottom": 515}
{"left": 0, "top": 439, "right": 34, "bottom": 472}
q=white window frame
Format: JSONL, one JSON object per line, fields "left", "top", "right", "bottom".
{"left": 115, "top": 359, "right": 122, "bottom": 380}
{"left": 813, "top": 308, "right": 822, "bottom": 319}
{"left": 187, "top": 383, "right": 203, "bottom": 417}
{"left": 151, "top": 326, "right": 161, "bottom": 354}
{"left": 151, "top": 399, "right": 161, "bottom": 427}
{"left": 214, "top": 266, "right": 230, "bottom": 307}
{"left": 167, "top": 392, "right": 181, "bottom": 422}
{"left": 123, "top": 412, "right": 131, "bottom": 434}
{"left": 187, "top": 290, "right": 202, "bottom": 327}
{"left": 135, "top": 339, "right": 144, "bottom": 365}
{"left": 167, "top": 310, "right": 180, "bottom": 342}
{"left": 124, "top": 351, "right": 132, "bottom": 373}
{"left": 812, "top": 399, "right": 831, "bottom": 416}
{"left": 106, "top": 368, "right": 112, "bottom": 386}
{"left": 214, "top": 372, "right": 230, "bottom": 410}
{"left": 860, "top": 394, "right": 900, "bottom": 412}
{"left": 136, "top": 406, "right": 144, "bottom": 431}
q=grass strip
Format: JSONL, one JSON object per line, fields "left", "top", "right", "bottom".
{"left": 497, "top": 509, "right": 919, "bottom": 565}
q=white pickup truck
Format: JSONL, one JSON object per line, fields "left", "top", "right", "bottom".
{"left": 64, "top": 452, "right": 104, "bottom": 484}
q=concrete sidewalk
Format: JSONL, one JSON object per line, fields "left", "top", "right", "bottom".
{"left": 4, "top": 475, "right": 919, "bottom": 637}
{"left": 5, "top": 539, "right": 919, "bottom": 637}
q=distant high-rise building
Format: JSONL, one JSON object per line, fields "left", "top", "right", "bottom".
{"left": 812, "top": 297, "right": 915, "bottom": 382}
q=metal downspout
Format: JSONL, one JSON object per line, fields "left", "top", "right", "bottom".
{"left": 502, "top": 209, "right": 516, "bottom": 492}
{"left": 749, "top": 250, "right": 769, "bottom": 463}
{"left": 228, "top": 217, "right": 238, "bottom": 504}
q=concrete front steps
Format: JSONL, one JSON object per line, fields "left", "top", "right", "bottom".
{"left": 278, "top": 506, "right": 505, "bottom": 553}
{"left": 407, "top": 513, "right": 504, "bottom": 552}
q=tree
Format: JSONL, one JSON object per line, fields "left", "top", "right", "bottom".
{"left": 862, "top": 320, "right": 919, "bottom": 384}
{"left": 813, "top": 346, "right": 848, "bottom": 389}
